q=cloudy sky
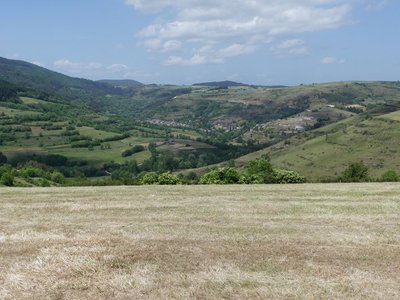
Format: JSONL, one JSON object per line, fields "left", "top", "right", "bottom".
{"left": 0, "top": 0, "right": 398, "bottom": 85}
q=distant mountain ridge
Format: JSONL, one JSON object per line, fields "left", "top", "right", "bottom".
{"left": 193, "top": 80, "right": 287, "bottom": 88}
{"left": 0, "top": 57, "right": 125, "bottom": 100}
{"left": 97, "top": 79, "right": 143, "bottom": 88}
{"left": 193, "top": 80, "right": 250, "bottom": 87}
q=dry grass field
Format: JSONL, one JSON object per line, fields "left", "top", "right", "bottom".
{"left": 1, "top": 184, "right": 400, "bottom": 299}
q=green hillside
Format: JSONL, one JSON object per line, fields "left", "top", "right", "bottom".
{"left": 2, "top": 56, "right": 400, "bottom": 184}
{"left": 97, "top": 79, "right": 143, "bottom": 88}
{"left": 0, "top": 57, "right": 124, "bottom": 101}
{"left": 236, "top": 112, "right": 400, "bottom": 181}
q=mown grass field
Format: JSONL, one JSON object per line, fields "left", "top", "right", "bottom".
{"left": 1, "top": 184, "right": 399, "bottom": 299}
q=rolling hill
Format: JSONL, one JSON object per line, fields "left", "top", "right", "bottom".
{"left": 0, "top": 57, "right": 124, "bottom": 101}
{"left": 97, "top": 79, "right": 143, "bottom": 88}
{"left": 2, "top": 56, "right": 400, "bottom": 183}
{"left": 235, "top": 112, "right": 400, "bottom": 180}
{"left": 193, "top": 80, "right": 251, "bottom": 87}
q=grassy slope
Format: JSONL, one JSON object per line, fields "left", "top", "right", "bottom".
{"left": 237, "top": 113, "right": 400, "bottom": 180}
{"left": 1, "top": 184, "right": 399, "bottom": 299}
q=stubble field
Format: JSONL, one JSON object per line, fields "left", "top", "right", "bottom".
{"left": 1, "top": 184, "right": 399, "bottom": 299}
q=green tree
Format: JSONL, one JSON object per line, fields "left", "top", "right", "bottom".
{"left": 381, "top": 170, "right": 399, "bottom": 182}
{"left": 245, "top": 157, "right": 275, "bottom": 183}
{"left": 51, "top": 172, "right": 66, "bottom": 184}
{"left": 111, "top": 169, "right": 132, "bottom": 184}
{"left": 0, "top": 152, "right": 7, "bottom": 165}
{"left": 200, "top": 168, "right": 241, "bottom": 184}
{"left": 1, "top": 171, "right": 14, "bottom": 186}
{"left": 340, "top": 162, "right": 369, "bottom": 182}
{"left": 148, "top": 142, "right": 157, "bottom": 155}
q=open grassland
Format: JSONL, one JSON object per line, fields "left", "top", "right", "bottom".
{"left": 237, "top": 114, "right": 400, "bottom": 180}
{"left": 1, "top": 184, "right": 400, "bottom": 299}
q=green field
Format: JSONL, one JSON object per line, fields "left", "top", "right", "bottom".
{"left": 0, "top": 106, "right": 41, "bottom": 117}
{"left": 234, "top": 113, "right": 400, "bottom": 180}
{"left": 1, "top": 184, "right": 399, "bottom": 299}
{"left": 49, "top": 144, "right": 151, "bottom": 164}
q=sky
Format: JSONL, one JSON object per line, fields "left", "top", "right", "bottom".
{"left": 0, "top": 0, "right": 399, "bottom": 85}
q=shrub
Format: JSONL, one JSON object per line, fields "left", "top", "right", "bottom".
{"left": 340, "top": 162, "right": 369, "bottom": 182}
{"left": 239, "top": 173, "right": 265, "bottom": 184}
{"left": 245, "top": 158, "right": 275, "bottom": 183}
{"left": 199, "top": 168, "right": 241, "bottom": 184}
{"left": 274, "top": 169, "right": 306, "bottom": 184}
{"left": 51, "top": 172, "right": 66, "bottom": 184}
{"left": 38, "top": 178, "right": 50, "bottom": 187}
{"left": 140, "top": 172, "right": 159, "bottom": 185}
{"left": 157, "top": 172, "right": 180, "bottom": 185}
{"left": 19, "top": 166, "right": 44, "bottom": 178}
{"left": 1, "top": 171, "right": 14, "bottom": 186}
{"left": 111, "top": 169, "right": 133, "bottom": 184}
{"left": 121, "top": 145, "right": 145, "bottom": 157}
{"left": 381, "top": 170, "right": 399, "bottom": 182}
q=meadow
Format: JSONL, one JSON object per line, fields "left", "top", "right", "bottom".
{"left": 1, "top": 184, "right": 399, "bottom": 299}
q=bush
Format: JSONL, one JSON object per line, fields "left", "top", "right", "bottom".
{"left": 381, "top": 170, "right": 399, "bottom": 182}
{"left": 157, "top": 172, "right": 180, "bottom": 185}
{"left": 38, "top": 178, "right": 50, "bottom": 187}
{"left": 19, "top": 166, "right": 44, "bottom": 178}
{"left": 199, "top": 168, "right": 241, "bottom": 184}
{"left": 245, "top": 158, "right": 275, "bottom": 183}
{"left": 140, "top": 172, "right": 159, "bottom": 185}
{"left": 1, "top": 171, "right": 14, "bottom": 186}
{"left": 111, "top": 169, "right": 133, "bottom": 184}
{"left": 121, "top": 145, "right": 145, "bottom": 157}
{"left": 51, "top": 172, "right": 66, "bottom": 184}
{"left": 340, "top": 162, "right": 369, "bottom": 182}
{"left": 274, "top": 169, "right": 306, "bottom": 184}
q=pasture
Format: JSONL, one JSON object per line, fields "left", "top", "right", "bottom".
{"left": 0, "top": 184, "right": 399, "bottom": 299}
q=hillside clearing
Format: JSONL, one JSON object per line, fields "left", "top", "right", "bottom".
{"left": 1, "top": 184, "right": 399, "bottom": 299}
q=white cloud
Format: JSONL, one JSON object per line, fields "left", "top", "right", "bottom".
{"left": 366, "top": 0, "right": 389, "bottom": 11}
{"left": 162, "top": 40, "right": 182, "bottom": 52}
{"left": 321, "top": 57, "right": 346, "bottom": 64}
{"left": 32, "top": 61, "right": 44, "bottom": 67}
{"left": 54, "top": 60, "right": 102, "bottom": 74}
{"left": 107, "top": 64, "right": 129, "bottom": 72}
{"left": 53, "top": 60, "right": 138, "bottom": 79}
{"left": 164, "top": 43, "right": 254, "bottom": 66}
{"left": 126, "top": 0, "right": 352, "bottom": 65}
{"left": 272, "top": 39, "right": 309, "bottom": 56}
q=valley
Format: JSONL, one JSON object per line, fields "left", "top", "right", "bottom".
{"left": 1, "top": 57, "right": 400, "bottom": 185}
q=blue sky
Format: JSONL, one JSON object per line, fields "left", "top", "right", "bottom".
{"left": 0, "top": 0, "right": 399, "bottom": 85}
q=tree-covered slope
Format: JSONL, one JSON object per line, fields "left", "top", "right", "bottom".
{"left": 0, "top": 57, "right": 125, "bottom": 101}
{"left": 97, "top": 79, "right": 143, "bottom": 88}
